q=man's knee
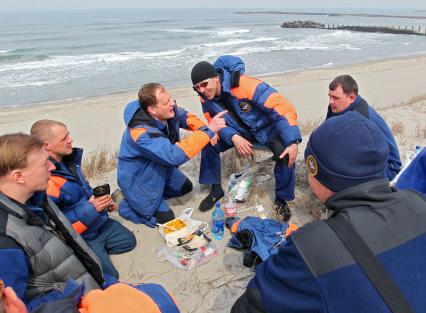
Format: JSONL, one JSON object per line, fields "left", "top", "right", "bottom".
{"left": 180, "top": 178, "right": 193, "bottom": 195}
{"left": 154, "top": 210, "right": 175, "bottom": 224}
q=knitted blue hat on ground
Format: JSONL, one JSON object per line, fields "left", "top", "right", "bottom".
{"left": 304, "top": 111, "right": 389, "bottom": 192}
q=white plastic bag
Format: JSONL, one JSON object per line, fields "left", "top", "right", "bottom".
{"left": 158, "top": 208, "right": 208, "bottom": 247}
{"left": 157, "top": 241, "right": 218, "bottom": 270}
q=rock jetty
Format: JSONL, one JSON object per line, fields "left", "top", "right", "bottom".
{"left": 280, "top": 20, "right": 324, "bottom": 28}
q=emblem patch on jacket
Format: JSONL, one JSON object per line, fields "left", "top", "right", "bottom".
{"left": 239, "top": 102, "right": 251, "bottom": 112}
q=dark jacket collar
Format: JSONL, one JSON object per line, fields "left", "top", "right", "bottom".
{"left": 327, "top": 95, "right": 369, "bottom": 119}
{"left": 325, "top": 179, "right": 393, "bottom": 213}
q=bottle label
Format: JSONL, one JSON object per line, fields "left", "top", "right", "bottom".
{"left": 212, "top": 219, "right": 224, "bottom": 233}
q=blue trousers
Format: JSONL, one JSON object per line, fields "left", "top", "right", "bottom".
{"left": 86, "top": 219, "right": 136, "bottom": 279}
{"left": 199, "top": 134, "right": 295, "bottom": 201}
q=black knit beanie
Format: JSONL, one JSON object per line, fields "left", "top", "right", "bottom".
{"left": 191, "top": 61, "right": 217, "bottom": 85}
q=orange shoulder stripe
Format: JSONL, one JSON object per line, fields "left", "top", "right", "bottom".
{"left": 285, "top": 223, "right": 299, "bottom": 237}
{"left": 72, "top": 221, "right": 88, "bottom": 234}
{"left": 79, "top": 283, "right": 162, "bottom": 313}
{"left": 130, "top": 127, "right": 147, "bottom": 143}
{"left": 186, "top": 113, "right": 206, "bottom": 131}
{"left": 231, "top": 219, "right": 242, "bottom": 234}
{"left": 264, "top": 93, "right": 299, "bottom": 126}
{"left": 47, "top": 176, "right": 67, "bottom": 198}
{"left": 203, "top": 112, "right": 213, "bottom": 123}
{"left": 231, "top": 75, "right": 260, "bottom": 101}
{"left": 175, "top": 131, "right": 210, "bottom": 159}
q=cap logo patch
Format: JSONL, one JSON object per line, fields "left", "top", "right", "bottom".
{"left": 306, "top": 155, "right": 318, "bottom": 176}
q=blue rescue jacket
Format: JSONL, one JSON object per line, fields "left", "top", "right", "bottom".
{"left": 117, "top": 100, "right": 214, "bottom": 226}
{"left": 197, "top": 55, "right": 302, "bottom": 147}
{"left": 232, "top": 180, "right": 426, "bottom": 313}
{"left": 327, "top": 96, "right": 401, "bottom": 180}
{"left": 47, "top": 148, "right": 109, "bottom": 240}
{"left": 396, "top": 147, "right": 426, "bottom": 195}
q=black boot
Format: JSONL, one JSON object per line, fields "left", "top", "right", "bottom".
{"left": 199, "top": 184, "right": 224, "bottom": 212}
{"left": 275, "top": 198, "right": 291, "bottom": 222}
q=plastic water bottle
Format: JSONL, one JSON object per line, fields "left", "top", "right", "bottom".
{"left": 211, "top": 202, "right": 224, "bottom": 240}
{"left": 415, "top": 145, "right": 421, "bottom": 155}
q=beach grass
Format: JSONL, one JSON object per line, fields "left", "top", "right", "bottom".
{"left": 82, "top": 146, "right": 118, "bottom": 179}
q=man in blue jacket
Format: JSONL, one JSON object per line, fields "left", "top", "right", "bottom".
{"left": 232, "top": 112, "right": 426, "bottom": 313}
{"left": 191, "top": 55, "right": 302, "bottom": 220}
{"left": 326, "top": 74, "right": 401, "bottom": 180}
{"left": 0, "top": 133, "right": 180, "bottom": 313}
{"left": 31, "top": 120, "right": 136, "bottom": 279}
{"left": 117, "top": 83, "right": 226, "bottom": 226}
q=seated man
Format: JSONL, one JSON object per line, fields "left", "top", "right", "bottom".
{"left": 0, "top": 133, "right": 179, "bottom": 312}
{"left": 117, "top": 83, "right": 226, "bottom": 226}
{"left": 31, "top": 120, "right": 136, "bottom": 279}
{"left": 326, "top": 74, "right": 401, "bottom": 180}
{"left": 232, "top": 112, "right": 426, "bottom": 313}
{"left": 191, "top": 55, "right": 301, "bottom": 220}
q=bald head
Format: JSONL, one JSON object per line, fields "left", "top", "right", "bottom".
{"left": 30, "top": 119, "right": 66, "bottom": 142}
{"left": 30, "top": 119, "right": 73, "bottom": 162}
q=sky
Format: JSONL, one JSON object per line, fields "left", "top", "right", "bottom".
{"left": 1, "top": 0, "right": 426, "bottom": 11}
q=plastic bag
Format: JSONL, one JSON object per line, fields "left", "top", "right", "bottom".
{"left": 157, "top": 241, "right": 218, "bottom": 270}
{"left": 158, "top": 208, "right": 208, "bottom": 247}
{"left": 227, "top": 172, "right": 252, "bottom": 202}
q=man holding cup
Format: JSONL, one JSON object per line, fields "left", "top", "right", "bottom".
{"left": 31, "top": 120, "right": 136, "bottom": 279}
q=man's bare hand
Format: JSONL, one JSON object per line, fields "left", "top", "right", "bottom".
{"left": 89, "top": 195, "right": 114, "bottom": 212}
{"left": 231, "top": 134, "right": 253, "bottom": 157}
{"left": 279, "top": 143, "right": 298, "bottom": 167}
{"left": 208, "top": 110, "right": 227, "bottom": 133}
{"left": 2, "top": 287, "right": 28, "bottom": 313}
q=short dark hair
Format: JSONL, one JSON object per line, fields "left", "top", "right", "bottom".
{"left": 138, "top": 83, "right": 164, "bottom": 112}
{"left": 329, "top": 75, "right": 358, "bottom": 96}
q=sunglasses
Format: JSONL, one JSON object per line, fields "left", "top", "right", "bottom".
{"left": 193, "top": 78, "right": 212, "bottom": 90}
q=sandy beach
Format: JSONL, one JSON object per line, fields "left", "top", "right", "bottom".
{"left": 1, "top": 55, "right": 426, "bottom": 312}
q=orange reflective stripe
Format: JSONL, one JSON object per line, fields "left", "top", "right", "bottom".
{"left": 264, "top": 93, "right": 298, "bottom": 126}
{"left": 72, "top": 221, "right": 88, "bottom": 234}
{"left": 230, "top": 75, "right": 260, "bottom": 101}
{"left": 79, "top": 283, "right": 162, "bottom": 313}
{"left": 47, "top": 176, "right": 67, "bottom": 198}
{"left": 285, "top": 223, "right": 299, "bottom": 237}
{"left": 175, "top": 130, "right": 210, "bottom": 159}
{"left": 231, "top": 219, "right": 242, "bottom": 234}
{"left": 186, "top": 113, "right": 206, "bottom": 131}
{"left": 130, "top": 127, "right": 147, "bottom": 143}
{"left": 203, "top": 112, "right": 213, "bottom": 123}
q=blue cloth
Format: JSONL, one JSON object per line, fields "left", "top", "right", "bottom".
{"left": 228, "top": 217, "right": 289, "bottom": 261}
{"left": 198, "top": 55, "right": 301, "bottom": 201}
{"left": 48, "top": 148, "right": 109, "bottom": 240}
{"left": 396, "top": 148, "right": 426, "bottom": 195}
{"left": 118, "top": 100, "right": 214, "bottom": 226}
{"left": 232, "top": 181, "right": 426, "bottom": 313}
{"left": 326, "top": 95, "right": 401, "bottom": 180}
{"left": 305, "top": 112, "right": 389, "bottom": 192}
{"left": 86, "top": 219, "right": 136, "bottom": 279}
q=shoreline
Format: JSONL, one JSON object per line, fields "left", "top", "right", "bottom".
{"left": 1, "top": 52, "right": 426, "bottom": 113}
{"left": 1, "top": 53, "right": 426, "bottom": 155}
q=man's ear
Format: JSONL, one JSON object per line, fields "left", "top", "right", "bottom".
{"left": 44, "top": 141, "right": 51, "bottom": 152}
{"left": 349, "top": 93, "right": 357, "bottom": 103}
{"left": 147, "top": 105, "right": 156, "bottom": 117}
{"left": 10, "top": 169, "right": 24, "bottom": 184}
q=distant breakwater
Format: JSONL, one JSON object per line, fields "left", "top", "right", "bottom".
{"left": 280, "top": 20, "right": 426, "bottom": 36}
{"left": 235, "top": 11, "right": 426, "bottom": 20}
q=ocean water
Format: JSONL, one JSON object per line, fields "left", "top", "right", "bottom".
{"left": 1, "top": 8, "right": 426, "bottom": 107}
